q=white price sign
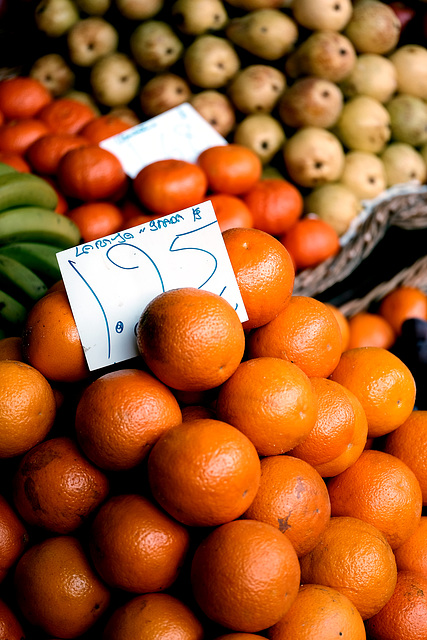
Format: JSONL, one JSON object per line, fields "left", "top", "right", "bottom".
{"left": 56, "top": 201, "right": 248, "bottom": 372}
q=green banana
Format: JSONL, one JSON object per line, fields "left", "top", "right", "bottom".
{"left": 0, "top": 207, "right": 81, "bottom": 248}
{"left": 0, "top": 172, "right": 58, "bottom": 212}
{"left": 0, "top": 162, "right": 17, "bottom": 177}
{"left": 0, "top": 288, "right": 29, "bottom": 328}
{"left": 0, "top": 254, "right": 48, "bottom": 304}
{"left": 0, "top": 242, "right": 62, "bottom": 283}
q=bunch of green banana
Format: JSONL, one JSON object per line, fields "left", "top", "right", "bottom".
{"left": 0, "top": 163, "right": 82, "bottom": 336}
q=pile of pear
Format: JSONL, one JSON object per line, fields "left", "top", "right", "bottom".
{"left": 28, "top": 0, "right": 427, "bottom": 236}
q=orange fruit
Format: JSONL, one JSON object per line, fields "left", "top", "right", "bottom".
{"left": 136, "top": 287, "right": 245, "bottom": 392}
{"left": 66, "top": 201, "right": 124, "bottom": 242}
{"left": 216, "top": 356, "right": 318, "bottom": 456}
{"left": 268, "top": 583, "right": 366, "bottom": 640}
{"left": 208, "top": 192, "right": 254, "bottom": 232}
{"left": 347, "top": 311, "right": 396, "bottom": 349}
{"left": 327, "top": 449, "right": 423, "bottom": 549}
{"left": 290, "top": 376, "right": 368, "bottom": 477}
{"left": 13, "top": 535, "right": 110, "bottom": 638}
{"left": 22, "top": 289, "right": 90, "bottom": 384}
{"left": 12, "top": 436, "right": 110, "bottom": 534}
{"left": 0, "top": 494, "right": 28, "bottom": 583}
{"left": 88, "top": 493, "right": 190, "bottom": 593}
{"left": 378, "top": 285, "right": 427, "bottom": 335}
{"left": 0, "top": 118, "right": 50, "bottom": 155}
{"left": 80, "top": 113, "right": 132, "bottom": 143}
{"left": 57, "top": 144, "right": 128, "bottom": 202}
{"left": 329, "top": 347, "right": 416, "bottom": 438}
{"left": 384, "top": 410, "right": 427, "bottom": 504}
{"left": 147, "top": 418, "right": 261, "bottom": 527}
{"left": 214, "top": 635, "right": 266, "bottom": 640}
{"left": 0, "top": 336, "right": 23, "bottom": 362}
{"left": 42, "top": 175, "right": 69, "bottom": 214}
{"left": 394, "top": 516, "right": 427, "bottom": 577}
{"left": 243, "top": 454, "right": 331, "bottom": 557}
{"left": 0, "top": 360, "right": 56, "bottom": 458}
{"left": 181, "top": 404, "right": 216, "bottom": 421}
{"left": 25, "top": 132, "right": 88, "bottom": 175}
{"left": 247, "top": 295, "right": 343, "bottom": 378}
{"left": 242, "top": 178, "right": 304, "bottom": 236}
{"left": 190, "top": 518, "right": 301, "bottom": 632}
{"left": 75, "top": 368, "right": 182, "bottom": 471}
{"left": 279, "top": 216, "right": 340, "bottom": 271}
{"left": 222, "top": 226, "right": 295, "bottom": 331}
{"left": 197, "top": 143, "right": 262, "bottom": 196}
{"left": 102, "top": 592, "right": 204, "bottom": 640}
{"left": 325, "top": 303, "right": 350, "bottom": 351}
{"left": 365, "top": 570, "right": 427, "bottom": 640}
{"left": 0, "top": 151, "right": 31, "bottom": 172}
{"left": 133, "top": 158, "right": 208, "bottom": 216}
{"left": 299, "top": 516, "right": 397, "bottom": 620}
{"left": 0, "top": 76, "right": 52, "bottom": 120}
{"left": 36, "top": 97, "right": 96, "bottom": 135}
{"left": 0, "top": 598, "right": 26, "bottom": 640}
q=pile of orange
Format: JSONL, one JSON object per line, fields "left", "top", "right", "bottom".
{"left": 1, "top": 74, "right": 427, "bottom": 640}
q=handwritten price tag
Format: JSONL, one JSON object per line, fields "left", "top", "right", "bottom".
{"left": 56, "top": 201, "right": 248, "bottom": 372}
{"left": 100, "top": 103, "right": 228, "bottom": 178}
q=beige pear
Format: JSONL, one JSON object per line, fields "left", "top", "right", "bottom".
{"left": 283, "top": 126, "right": 345, "bottom": 189}
{"left": 278, "top": 76, "right": 343, "bottom": 129}
{"left": 335, "top": 95, "right": 391, "bottom": 153}
{"left": 389, "top": 45, "right": 427, "bottom": 100}
{"left": 35, "top": 0, "right": 80, "bottom": 37}
{"left": 90, "top": 52, "right": 140, "bottom": 107}
{"left": 386, "top": 94, "right": 427, "bottom": 147}
{"left": 225, "top": 0, "right": 292, "bottom": 7}
{"left": 64, "top": 89, "right": 101, "bottom": 115}
{"left": 285, "top": 30, "right": 356, "bottom": 83}
{"left": 171, "top": 0, "right": 228, "bottom": 35}
{"left": 344, "top": 0, "right": 401, "bottom": 54}
{"left": 139, "top": 73, "right": 192, "bottom": 117}
{"left": 304, "top": 182, "right": 362, "bottom": 235}
{"left": 107, "top": 106, "right": 140, "bottom": 126}
{"left": 381, "top": 142, "right": 427, "bottom": 186}
{"left": 340, "top": 150, "right": 387, "bottom": 200}
{"left": 227, "top": 65, "right": 286, "bottom": 115}
{"left": 292, "top": 0, "right": 353, "bottom": 31}
{"left": 75, "top": 0, "right": 111, "bottom": 14}
{"left": 190, "top": 90, "right": 236, "bottom": 137}
{"left": 183, "top": 35, "right": 240, "bottom": 89}
{"left": 67, "top": 17, "right": 119, "bottom": 67}
{"left": 130, "top": 21, "right": 184, "bottom": 72}
{"left": 30, "top": 53, "right": 75, "bottom": 96}
{"left": 339, "top": 53, "right": 397, "bottom": 103}
{"left": 115, "top": 0, "right": 164, "bottom": 20}
{"left": 234, "top": 113, "right": 286, "bottom": 165}
{"left": 226, "top": 9, "right": 298, "bottom": 61}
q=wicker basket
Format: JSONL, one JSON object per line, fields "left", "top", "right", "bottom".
{"left": 293, "top": 183, "right": 427, "bottom": 298}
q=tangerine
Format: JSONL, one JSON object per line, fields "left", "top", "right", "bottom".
{"left": 197, "top": 143, "right": 262, "bottom": 196}
{"left": 208, "top": 192, "right": 254, "bottom": 232}
{"left": 347, "top": 311, "right": 396, "bottom": 349}
{"left": 36, "top": 97, "right": 96, "bottom": 135}
{"left": 279, "top": 216, "right": 340, "bottom": 271}
{"left": 26, "top": 132, "right": 88, "bottom": 175}
{"left": 0, "top": 76, "right": 52, "bottom": 121}
{"left": 66, "top": 201, "right": 124, "bottom": 242}
{"left": 242, "top": 177, "right": 304, "bottom": 236}
{"left": 0, "top": 118, "right": 50, "bottom": 155}
{"left": 378, "top": 285, "right": 427, "bottom": 335}
{"left": 0, "top": 494, "right": 28, "bottom": 584}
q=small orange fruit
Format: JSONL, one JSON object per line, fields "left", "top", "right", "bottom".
{"left": 80, "top": 113, "right": 132, "bottom": 143}
{"left": 327, "top": 449, "right": 423, "bottom": 549}
{"left": 208, "top": 192, "right": 254, "bottom": 232}
{"left": 0, "top": 76, "right": 52, "bottom": 121}
{"left": 325, "top": 303, "right": 350, "bottom": 350}
{"left": 66, "top": 201, "right": 124, "bottom": 242}
{"left": 329, "top": 347, "right": 416, "bottom": 438}
{"left": 26, "top": 132, "right": 88, "bottom": 175}
{"left": 0, "top": 360, "right": 56, "bottom": 458}
{"left": 136, "top": 287, "right": 245, "bottom": 392}
{"left": 0, "top": 336, "right": 23, "bottom": 362}
{"left": 347, "top": 311, "right": 396, "bottom": 349}
{"left": 197, "top": 143, "right": 262, "bottom": 196}
{"left": 0, "top": 494, "right": 28, "bottom": 584}
{"left": 268, "top": 584, "right": 366, "bottom": 640}
{"left": 279, "top": 216, "right": 340, "bottom": 271}
{"left": 190, "top": 518, "right": 301, "bottom": 632}
{"left": 290, "top": 376, "right": 368, "bottom": 477}
{"left": 378, "top": 285, "right": 427, "bottom": 335}
{"left": 133, "top": 158, "right": 208, "bottom": 215}
{"left": 36, "top": 97, "right": 96, "bottom": 135}
{"left": 216, "top": 357, "right": 318, "bottom": 456}
{"left": 14, "top": 535, "right": 110, "bottom": 638}
{"left": 102, "top": 592, "right": 204, "bottom": 640}
{"left": 223, "top": 226, "right": 295, "bottom": 331}
{"left": 248, "top": 295, "right": 343, "bottom": 378}
{"left": 394, "top": 516, "right": 427, "bottom": 577}
{"left": 75, "top": 368, "right": 182, "bottom": 471}
{"left": 88, "top": 494, "right": 190, "bottom": 593}
{"left": 243, "top": 454, "right": 331, "bottom": 557}
{"left": 12, "top": 436, "right": 110, "bottom": 534}
{"left": 0, "top": 598, "right": 26, "bottom": 640}
{"left": 0, "top": 118, "right": 50, "bottom": 155}
{"left": 0, "top": 151, "right": 31, "bottom": 172}
{"left": 147, "top": 418, "right": 261, "bottom": 527}
{"left": 242, "top": 177, "right": 304, "bottom": 236}
{"left": 299, "top": 516, "right": 397, "bottom": 620}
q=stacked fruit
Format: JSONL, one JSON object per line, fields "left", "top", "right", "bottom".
{"left": 0, "top": 164, "right": 80, "bottom": 333}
